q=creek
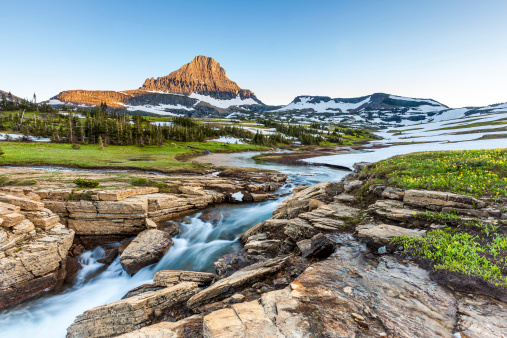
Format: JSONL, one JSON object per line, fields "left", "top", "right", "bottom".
{"left": 0, "top": 152, "right": 349, "bottom": 337}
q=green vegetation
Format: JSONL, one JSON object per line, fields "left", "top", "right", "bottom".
{"left": 0, "top": 175, "right": 37, "bottom": 186}
{"left": 364, "top": 148, "right": 507, "bottom": 198}
{"left": 0, "top": 141, "right": 267, "bottom": 173}
{"left": 73, "top": 178, "right": 100, "bottom": 188}
{"left": 393, "top": 228, "right": 507, "bottom": 286}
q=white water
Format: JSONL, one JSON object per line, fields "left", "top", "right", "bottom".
{"left": 0, "top": 160, "right": 349, "bottom": 337}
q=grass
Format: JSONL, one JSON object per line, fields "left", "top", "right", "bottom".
{"left": 393, "top": 228, "right": 507, "bottom": 287}
{"left": 364, "top": 148, "right": 507, "bottom": 198}
{"left": 0, "top": 141, "right": 268, "bottom": 173}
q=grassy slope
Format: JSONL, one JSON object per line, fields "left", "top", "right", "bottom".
{"left": 0, "top": 141, "right": 268, "bottom": 173}
{"left": 362, "top": 148, "right": 507, "bottom": 287}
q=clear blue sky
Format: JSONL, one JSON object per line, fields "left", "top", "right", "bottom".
{"left": 2, "top": 0, "right": 507, "bottom": 107}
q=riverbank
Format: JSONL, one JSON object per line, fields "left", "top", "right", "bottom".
{"left": 60, "top": 148, "right": 506, "bottom": 337}
{"left": 0, "top": 141, "right": 269, "bottom": 174}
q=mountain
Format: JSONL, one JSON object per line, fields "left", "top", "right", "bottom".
{"left": 0, "top": 90, "right": 23, "bottom": 102}
{"left": 48, "top": 56, "right": 264, "bottom": 116}
{"left": 267, "top": 93, "right": 507, "bottom": 127}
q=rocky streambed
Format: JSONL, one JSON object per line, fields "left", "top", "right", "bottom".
{"left": 1, "top": 156, "right": 506, "bottom": 337}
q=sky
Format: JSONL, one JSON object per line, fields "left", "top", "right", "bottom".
{"left": 1, "top": 0, "right": 507, "bottom": 108}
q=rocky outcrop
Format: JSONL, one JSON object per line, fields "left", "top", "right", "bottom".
{"left": 201, "top": 235, "right": 462, "bottom": 337}
{"left": 187, "top": 256, "right": 289, "bottom": 310}
{"left": 66, "top": 282, "right": 201, "bottom": 338}
{"left": 0, "top": 193, "right": 74, "bottom": 308}
{"left": 120, "top": 230, "right": 173, "bottom": 275}
{"left": 140, "top": 56, "right": 259, "bottom": 101}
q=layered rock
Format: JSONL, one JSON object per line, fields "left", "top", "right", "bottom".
{"left": 0, "top": 193, "right": 74, "bottom": 308}
{"left": 66, "top": 282, "right": 201, "bottom": 338}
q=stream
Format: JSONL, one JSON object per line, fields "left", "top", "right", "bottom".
{"left": 0, "top": 152, "right": 349, "bottom": 338}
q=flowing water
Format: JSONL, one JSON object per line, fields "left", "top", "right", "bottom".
{"left": 0, "top": 154, "right": 349, "bottom": 338}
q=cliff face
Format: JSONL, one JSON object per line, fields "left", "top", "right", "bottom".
{"left": 50, "top": 56, "right": 261, "bottom": 113}
{"left": 140, "top": 56, "right": 255, "bottom": 100}
{"left": 55, "top": 90, "right": 131, "bottom": 108}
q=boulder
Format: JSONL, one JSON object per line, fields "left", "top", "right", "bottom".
{"left": 66, "top": 282, "right": 200, "bottom": 338}
{"left": 120, "top": 230, "right": 173, "bottom": 274}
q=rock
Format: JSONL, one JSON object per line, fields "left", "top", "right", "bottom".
{"left": 357, "top": 223, "right": 425, "bottom": 250}
{"left": 381, "top": 187, "right": 405, "bottom": 200}
{"left": 179, "top": 185, "right": 206, "bottom": 196}
{"left": 121, "top": 284, "right": 164, "bottom": 299}
{"left": 284, "top": 218, "right": 317, "bottom": 241}
{"left": 23, "top": 208, "right": 60, "bottom": 230}
{"left": 353, "top": 161, "right": 370, "bottom": 172}
{"left": 1, "top": 212, "right": 25, "bottom": 227}
{"left": 344, "top": 180, "right": 362, "bottom": 192}
{"left": 404, "top": 190, "right": 486, "bottom": 211}
{"left": 334, "top": 193, "right": 355, "bottom": 202}
{"left": 454, "top": 294, "right": 507, "bottom": 338}
{"left": 244, "top": 239, "right": 280, "bottom": 254}
{"left": 144, "top": 218, "right": 157, "bottom": 229}
{"left": 229, "top": 293, "right": 245, "bottom": 303}
{"left": 370, "top": 199, "right": 422, "bottom": 222}
{"left": 300, "top": 233, "right": 334, "bottom": 259}
{"left": 120, "top": 230, "right": 173, "bottom": 275}
{"left": 187, "top": 256, "right": 288, "bottom": 310}
{"left": 251, "top": 193, "right": 269, "bottom": 202}
{"left": 153, "top": 270, "right": 215, "bottom": 287}
{"left": 0, "top": 227, "right": 74, "bottom": 308}
{"left": 66, "top": 282, "right": 201, "bottom": 338}
{"left": 64, "top": 256, "right": 82, "bottom": 283}
{"left": 204, "top": 235, "right": 458, "bottom": 337}
{"left": 97, "top": 187, "right": 159, "bottom": 201}
{"left": 68, "top": 218, "right": 146, "bottom": 236}
{"left": 0, "top": 194, "right": 44, "bottom": 211}
{"left": 161, "top": 221, "right": 180, "bottom": 236}
{"left": 203, "top": 300, "right": 285, "bottom": 338}
{"left": 97, "top": 247, "right": 119, "bottom": 265}
{"left": 198, "top": 211, "right": 222, "bottom": 223}
{"left": 117, "top": 315, "right": 203, "bottom": 338}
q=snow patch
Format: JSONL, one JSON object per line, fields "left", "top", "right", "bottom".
{"left": 189, "top": 93, "right": 259, "bottom": 109}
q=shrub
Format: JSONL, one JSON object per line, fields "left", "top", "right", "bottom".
{"left": 72, "top": 144, "right": 80, "bottom": 149}
{"left": 73, "top": 178, "right": 100, "bottom": 188}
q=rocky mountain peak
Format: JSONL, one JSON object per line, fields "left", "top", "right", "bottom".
{"left": 140, "top": 56, "right": 256, "bottom": 100}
